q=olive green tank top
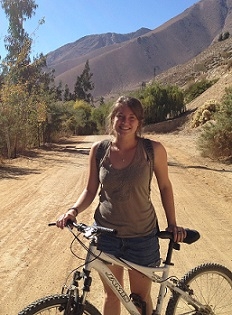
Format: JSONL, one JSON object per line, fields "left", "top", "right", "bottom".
{"left": 94, "top": 138, "right": 157, "bottom": 237}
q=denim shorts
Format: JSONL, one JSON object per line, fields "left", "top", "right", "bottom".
{"left": 97, "top": 229, "right": 160, "bottom": 267}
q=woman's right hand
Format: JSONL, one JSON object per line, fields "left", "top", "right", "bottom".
{"left": 56, "top": 209, "right": 77, "bottom": 229}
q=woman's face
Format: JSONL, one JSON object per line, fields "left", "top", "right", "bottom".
{"left": 112, "top": 105, "right": 139, "bottom": 136}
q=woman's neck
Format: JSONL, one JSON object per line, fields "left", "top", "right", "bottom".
{"left": 112, "top": 135, "right": 139, "bottom": 150}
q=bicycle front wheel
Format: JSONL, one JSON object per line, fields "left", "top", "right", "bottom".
{"left": 166, "top": 263, "right": 232, "bottom": 315}
{"left": 18, "top": 294, "right": 101, "bottom": 315}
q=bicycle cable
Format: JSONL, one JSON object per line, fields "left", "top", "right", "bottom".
{"left": 67, "top": 228, "right": 103, "bottom": 271}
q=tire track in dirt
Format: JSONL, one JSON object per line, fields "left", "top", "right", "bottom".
{"left": 0, "top": 134, "right": 231, "bottom": 315}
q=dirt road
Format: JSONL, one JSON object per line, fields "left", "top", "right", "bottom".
{"left": 0, "top": 133, "right": 231, "bottom": 315}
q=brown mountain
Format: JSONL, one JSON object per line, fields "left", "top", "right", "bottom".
{"left": 47, "top": 0, "right": 232, "bottom": 98}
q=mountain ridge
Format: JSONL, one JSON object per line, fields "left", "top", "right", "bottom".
{"left": 46, "top": 0, "right": 232, "bottom": 98}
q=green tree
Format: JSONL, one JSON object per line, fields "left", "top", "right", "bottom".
{"left": 72, "top": 100, "right": 97, "bottom": 134}
{"left": 91, "top": 102, "right": 111, "bottom": 134}
{"left": 74, "top": 60, "right": 94, "bottom": 103}
{"left": 1, "top": 0, "right": 38, "bottom": 64}
{"left": 64, "top": 84, "right": 71, "bottom": 101}
{"left": 137, "top": 82, "right": 185, "bottom": 124}
{"left": 0, "top": 81, "right": 30, "bottom": 158}
{"left": 0, "top": 0, "right": 55, "bottom": 157}
{"left": 55, "top": 81, "right": 63, "bottom": 101}
{"left": 223, "top": 31, "right": 230, "bottom": 40}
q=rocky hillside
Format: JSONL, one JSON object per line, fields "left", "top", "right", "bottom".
{"left": 156, "top": 36, "right": 232, "bottom": 109}
{"left": 47, "top": 0, "right": 232, "bottom": 98}
{"left": 143, "top": 35, "right": 232, "bottom": 134}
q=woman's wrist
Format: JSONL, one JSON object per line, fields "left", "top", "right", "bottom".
{"left": 67, "top": 207, "right": 78, "bottom": 217}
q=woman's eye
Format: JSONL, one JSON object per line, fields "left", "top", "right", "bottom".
{"left": 115, "top": 114, "right": 137, "bottom": 121}
{"left": 116, "top": 114, "right": 124, "bottom": 119}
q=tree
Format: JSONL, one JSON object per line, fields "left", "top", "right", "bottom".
{"left": 64, "top": 84, "right": 71, "bottom": 101}
{"left": 1, "top": 0, "right": 38, "bottom": 64}
{"left": 73, "top": 60, "right": 94, "bottom": 103}
{"left": 137, "top": 82, "right": 185, "bottom": 124}
{"left": 0, "top": 0, "right": 55, "bottom": 157}
{"left": 218, "top": 31, "right": 230, "bottom": 42}
{"left": 91, "top": 102, "right": 111, "bottom": 134}
{"left": 0, "top": 80, "right": 30, "bottom": 158}
{"left": 55, "top": 81, "right": 63, "bottom": 101}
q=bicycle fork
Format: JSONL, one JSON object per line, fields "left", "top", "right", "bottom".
{"left": 62, "top": 269, "right": 92, "bottom": 315}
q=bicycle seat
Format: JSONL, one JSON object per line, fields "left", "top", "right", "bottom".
{"left": 157, "top": 229, "right": 200, "bottom": 244}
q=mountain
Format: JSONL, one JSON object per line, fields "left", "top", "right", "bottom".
{"left": 46, "top": 0, "right": 232, "bottom": 98}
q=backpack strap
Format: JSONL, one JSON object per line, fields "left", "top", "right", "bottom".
{"left": 142, "top": 138, "right": 154, "bottom": 193}
{"left": 95, "top": 139, "right": 111, "bottom": 171}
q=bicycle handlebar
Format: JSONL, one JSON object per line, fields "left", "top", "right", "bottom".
{"left": 71, "top": 221, "right": 117, "bottom": 235}
{"left": 48, "top": 220, "right": 117, "bottom": 237}
{"left": 48, "top": 221, "right": 200, "bottom": 244}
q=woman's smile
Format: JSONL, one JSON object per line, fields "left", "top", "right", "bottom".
{"left": 113, "top": 105, "right": 139, "bottom": 135}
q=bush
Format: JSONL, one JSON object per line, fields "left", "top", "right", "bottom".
{"left": 197, "top": 88, "right": 232, "bottom": 162}
{"left": 184, "top": 79, "right": 217, "bottom": 103}
{"left": 191, "top": 100, "right": 220, "bottom": 127}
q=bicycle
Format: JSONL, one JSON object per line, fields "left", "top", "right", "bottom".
{"left": 18, "top": 220, "right": 232, "bottom": 315}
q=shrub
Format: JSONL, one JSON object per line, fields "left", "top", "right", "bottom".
{"left": 197, "top": 88, "right": 232, "bottom": 162}
{"left": 184, "top": 79, "right": 217, "bottom": 103}
{"left": 191, "top": 100, "right": 220, "bottom": 127}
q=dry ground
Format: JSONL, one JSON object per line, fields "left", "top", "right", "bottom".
{"left": 0, "top": 133, "right": 232, "bottom": 315}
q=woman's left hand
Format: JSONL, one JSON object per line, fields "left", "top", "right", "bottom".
{"left": 166, "top": 225, "right": 187, "bottom": 243}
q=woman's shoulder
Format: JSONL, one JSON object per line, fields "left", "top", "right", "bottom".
{"left": 92, "top": 139, "right": 111, "bottom": 152}
{"left": 142, "top": 137, "right": 166, "bottom": 156}
{"left": 91, "top": 139, "right": 110, "bottom": 150}
{"left": 91, "top": 139, "right": 111, "bottom": 165}
{"left": 141, "top": 137, "right": 163, "bottom": 148}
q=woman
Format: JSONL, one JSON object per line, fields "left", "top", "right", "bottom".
{"left": 56, "top": 96, "right": 186, "bottom": 315}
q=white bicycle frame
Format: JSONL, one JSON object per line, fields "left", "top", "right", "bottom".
{"left": 80, "top": 240, "right": 204, "bottom": 315}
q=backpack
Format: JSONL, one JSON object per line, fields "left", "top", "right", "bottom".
{"left": 95, "top": 138, "right": 154, "bottom": 192}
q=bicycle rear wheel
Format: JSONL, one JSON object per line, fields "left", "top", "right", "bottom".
{"left": 18, "top": 294, "right": 101, "bottom": 315}
{"left": 166, "top": 263, "right": 232, "bottom": 315}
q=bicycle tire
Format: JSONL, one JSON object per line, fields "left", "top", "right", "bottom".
{"left": 165, "top": 263, "right": 232, "bottom": 315}
{"left": 18, "top": 294, "right": 102, "bottom": 315}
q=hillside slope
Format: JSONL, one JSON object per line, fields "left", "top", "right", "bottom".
{"left": 47, "top": 0, "right": 232, "bottom": 97}
{"left": 156, "top": 36, "right": 232, "bottom": 110}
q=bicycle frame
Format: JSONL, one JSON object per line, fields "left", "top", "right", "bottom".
{"left": 76, "top": 239, "right": 205, "bottom": 315}
{"left": 17, "top": 223, "right": 232, "bottom": 315}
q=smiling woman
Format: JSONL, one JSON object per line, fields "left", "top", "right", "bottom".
{"left": 56, "top": 95, "right": 187, "bottom": 315}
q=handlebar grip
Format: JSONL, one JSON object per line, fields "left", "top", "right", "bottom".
{"left": 48, "top": 222, "right": 56, "bottom": 226}
{"left": 157, "top": 229, "right": 200, "bottom": 244}
{"left": 48, "top": 220, "right": 75, "bottom": 228}
{"left": 184, "top": 229, "right": 200, "bottom": 244}
{"left": 96, "top": 226, "right": 117, "bottom": 234}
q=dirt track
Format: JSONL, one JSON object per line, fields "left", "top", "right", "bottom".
{"left": 0, "top": 133, "right": 232, "bottom": 315}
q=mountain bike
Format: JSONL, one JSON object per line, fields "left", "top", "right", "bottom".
{"left": 18, "top": 221, "right": 232, "bottom": 315}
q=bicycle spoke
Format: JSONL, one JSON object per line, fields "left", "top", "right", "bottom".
{"left": 166, "top": 263, "right": 232, "bottom": 315}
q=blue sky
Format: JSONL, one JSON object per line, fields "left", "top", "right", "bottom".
{"left": 0, "top": 0, "right": 198, "bottom": 58}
